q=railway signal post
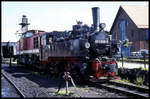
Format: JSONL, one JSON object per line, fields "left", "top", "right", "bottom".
{"left": 63, "top": 72, "right": 70, "bottom": 95}
{"left": 57, "top": 72, "right": 78, "bottom": 96}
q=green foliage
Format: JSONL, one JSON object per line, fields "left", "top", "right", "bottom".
{"left": 83, "top": 85, "right": 89, "bottom": 90}
{"left": 134, "top": 77, "right": 144, "bottom": 85}
{"left": 77, "top": 85, "right": 89, "bottom": 90}
{"left": 116, "top": 77, "right": 145, "bottom": 86}
{"left": 120, "top": 38, "right": 132, "bottom": 48}
{"left": 32, "top": 72, "right": 38, "bottom": 75}
{"left": 123, "top": 39, "right": 129, "bottom": 47}
{"left": 55, "top": 89, "right": 69, "bottom": 96}
{"left": 139, "top": 66, "right": 148, "bottom": 71}
{"left": 54, "top": 89, "right": 79, "bottom": 97}
{"left": 121, "top": 78, "right": 131, "bottom": 84}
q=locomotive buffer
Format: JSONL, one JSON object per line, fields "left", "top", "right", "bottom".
{"left": 57, "top": 72, "right": 79, "bottom": 96}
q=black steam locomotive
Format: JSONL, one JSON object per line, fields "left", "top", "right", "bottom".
{"left": 39, "top": 7, "right": 119, "bottom": 81}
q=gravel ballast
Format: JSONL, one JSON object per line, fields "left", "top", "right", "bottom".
{"left": 2, "top": 64, "right": 128, "bottom": 98}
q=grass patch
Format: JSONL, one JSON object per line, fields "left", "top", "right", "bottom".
{"left": 32, "top": 72, "right": 39, "bottom": 75}
{"left": 116, "top": 78, "right": 132, "bottom": 84}
{"left": 139, "top": 66, "right": 149, "bottom": 71}
{"left": 117, "top": 77, "right": 145, "bottom": 86}
{"left": 77, "top": 85, "right": 89, "bottom": 90}
{"left": 54, "top": 89, "right": 77, "bottom": 97}
{"left": 55, "top": 89, "right": 68, "bottom": 96}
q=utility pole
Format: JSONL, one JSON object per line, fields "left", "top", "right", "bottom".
{"left": 121, "top": 47, "right": 123, "bottom": 67}
{"left": 119, "top": 40, "right": 124, "bottom": 67}
{"left": 144, "top": 55, "right": 146, "bottom": 69}
{"left": 10, "top": 44, "right": 12, "bottom": 67}
{"left": 7, "top": 42, "right": 12, "bottom": 67}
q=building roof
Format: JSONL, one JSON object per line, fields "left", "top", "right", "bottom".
{"left": 121, "top": 5, "right": 149, "bottom": 28}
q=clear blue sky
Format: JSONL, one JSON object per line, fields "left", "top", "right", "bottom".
{"left": 2, "top": 1, "right": 148, "bottom": 42}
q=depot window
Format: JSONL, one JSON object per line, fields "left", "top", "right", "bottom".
{"left": 145, "top": 29, "right": 149, "bottom": 40}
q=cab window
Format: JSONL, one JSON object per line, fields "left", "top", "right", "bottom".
{"left": 25, "top": 32, "right": 33, "bottom": 37}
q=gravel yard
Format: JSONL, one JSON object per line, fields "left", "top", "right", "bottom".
{"left": 1, "top": 64, "right": 128, "bottom": 98}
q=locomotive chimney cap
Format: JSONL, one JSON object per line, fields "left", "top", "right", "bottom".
{"left": 22, "top": 15, "right": 26, "bottom": 17}
{"left": 92, "top": 7, "right": 99, "bottom": 9}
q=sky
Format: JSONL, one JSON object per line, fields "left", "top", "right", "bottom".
{"left": 1, "top": 1, "right": 148, "bottom": 42}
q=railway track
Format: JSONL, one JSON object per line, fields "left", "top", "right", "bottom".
{"left": 1, "top": 71, "right": 26, "bottom": 98}
{"left": 2, "top": 62, "right": 149, "bottom": 98}
{"left": 88, "top": 80, "right": 149, "bottom": 98}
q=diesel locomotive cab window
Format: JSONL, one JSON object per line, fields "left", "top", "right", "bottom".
{"left": 34, "top": 37, "right": 38, "bottom": 48}
{"left": 48, "top": 38, "right": 52, "bottom": 43}
{"left": 25, "top": 32, "right": 33, "bottom": 37}
{"left": 46, "top": 35, "right": 53, "bottom": 44}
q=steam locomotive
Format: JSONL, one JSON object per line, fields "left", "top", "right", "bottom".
{"left": 15, "top": 7, "right": 119, "bottom": 82}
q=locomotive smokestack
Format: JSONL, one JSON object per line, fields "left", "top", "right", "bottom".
{"left": 92, "top": 7, "right": 100, "bottom": 31}
{"left": 19, "top": 15, "right": 30, "bottom": 33}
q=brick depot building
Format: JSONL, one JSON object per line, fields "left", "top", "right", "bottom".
{"left": 110, "top": 5, "right": 149, "bottom": 56}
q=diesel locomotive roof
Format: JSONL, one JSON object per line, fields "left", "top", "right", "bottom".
{"left": 23, "top": 30, "right": 45, "bottom": 34}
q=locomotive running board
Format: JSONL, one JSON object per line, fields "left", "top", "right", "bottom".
{"left": 47, "top": 56, "right": 87, "bottom": 62}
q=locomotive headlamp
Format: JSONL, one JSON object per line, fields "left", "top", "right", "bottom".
{"left": 100, "top": 23, "right": 106, "bottom": 29}
{"left": 85, "top": 42, "right": 90, "bottom": 48}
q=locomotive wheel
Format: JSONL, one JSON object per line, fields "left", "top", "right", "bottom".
{"left": 71, "top": 67, "right": 87, "bottom": 84}
{"left": 48, "top": 61, "right": 66, "bottom": 78}
{"left": 48, "top": 63, "right": 59, "bottom": 77}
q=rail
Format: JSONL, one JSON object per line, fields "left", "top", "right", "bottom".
{"left": 88, "top": 80, "right": 149, "bottom": 98}
{"left": 1, "top": 71, "right": 26, "bottom": 98}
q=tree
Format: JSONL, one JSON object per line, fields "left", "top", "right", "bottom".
{"left": 119, "top": 38, "right": 132, "bottom": 67}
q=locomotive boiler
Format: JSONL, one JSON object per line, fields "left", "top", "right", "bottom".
{"left": 15, "top": 7, "right": 119, "bottom": 82}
